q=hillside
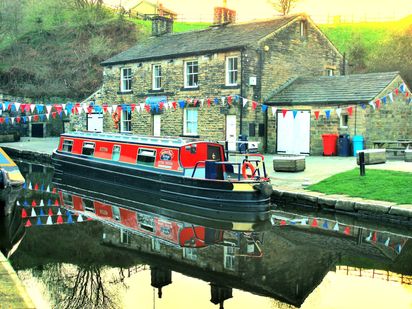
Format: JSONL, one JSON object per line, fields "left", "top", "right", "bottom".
{"left": 0, "top": 9, "right": 410, "bottom": 100}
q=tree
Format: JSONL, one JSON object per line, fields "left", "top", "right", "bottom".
{"left": 268, "top": 0, "right": 300, "bottom": 16}
{"left": 347, "top": 33, "right": 368, "bottom": 73}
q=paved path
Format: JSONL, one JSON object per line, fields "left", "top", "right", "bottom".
{"left": 0, "top": 251, "right": 35, "bottom": 308}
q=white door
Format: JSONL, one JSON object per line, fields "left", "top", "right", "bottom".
{"left": 277, "top": 110, "right": 310, "bottom": 154}
{"left": 87, "top": 113, "right": 103, "bottom": 132}
{"left": 226, "top": 115, "right": 237, "bottom": 152}
{"left": 153, "top": 115, "right": 161, "bottom": 136}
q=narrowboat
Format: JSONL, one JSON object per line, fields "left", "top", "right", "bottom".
{"left": 0, "top": 147, "right": 25, "bottom": 188}
{"left": 52, "top": 132, "right": 273, "bottom": 223}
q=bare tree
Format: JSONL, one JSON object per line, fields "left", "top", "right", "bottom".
{"left": 268, "top": 0, "right": 300, "bottom": 16}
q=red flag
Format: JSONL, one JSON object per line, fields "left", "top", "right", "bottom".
{"left": 54, "top": 199, "right": 59, "bottom": 206}
{"left": 25, "top": 219, "right": 32, "bottom": 227}
{"left": 87, "top": 106, "right": 93, "bottom": 114}
{"left": 193, "top": 99, "right": 198, "bottom": 107}
{"left": 16, "top": 117, "right": 21, "bottom": 123}
{"left": 131, "top": 104, "right": 136, "bottom": 112}
{"left": 57, "top": 215, "right": 63, "bottom": 224}
{"left": 375, "top": 99, "right": 381, "bottom": 109}
{"left": 159, "top": 102, "right": 164, "bottom": 110}
{"left": 52, "top": 112, "right": 57, "bottom": 119}
{"left": 395, "top": 88, "right": 399, "bottom": 95}
{"left": 280, "top": 220, "right": 287, "bottom": 226}
{"left": 347, "top": 106, "right": 353, "bottom": 116}
{"left": 406, "top": 92, "right": 410, "bottom": 98}
{"left": 31, "top": 200, "right": 37, "bottom": 207}
{"left": 311, "top": 218, "right": 318, "bottom": 227}
{"left": 344, "top": 226, "right": 350, "bottom": 235}
{"left": 20, "top": 104, "right": 26, "bottom": 112}
{"left": 227, "top": 96, "right": 232, "bottom": 105}
{"left": 52, "top": 188, "right": 57, "bottom": 194}
{"left": 172, "top": 101, "right": 177, "bottom": 109}
{"left": 282, "top": 109, "right": 288, "bottom": 118}
{"left": 54, "top": 105, "right": 63, "bottom": 113}
{"left": 103, "top": 104, "right": 108, "bottom": 113}
{"left": 48, "top": 208, "right": 53, "bottom": 216}
{"left": 144, "top": 105, "right": 151, "bottom": 113}
{"left": 33, "top": 115, "right": 39, "bottom": 121}
{"left": 34, "top": 183, "right": 39, "bottom": 191}
{"left": 207, "top": 98, "right": 211, "bottom": 108}
{"left": 252, "top": 101, "right": 258, "bottom": 110}
{"left": 21, "top": 209, "right": 28, "bottom": 218}
{"left": 0, "top": 118, "right": 4, "bottom": 124}
{"left": 372, "top": 232, "right": 377, "bottom": 242}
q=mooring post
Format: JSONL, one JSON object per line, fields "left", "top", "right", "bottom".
{"left": 359, "top": 151, "right": 366, "bottom": 176}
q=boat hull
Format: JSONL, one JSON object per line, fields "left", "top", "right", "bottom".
{"left": 52, "top": 151, "right": 271, "bottom": 223}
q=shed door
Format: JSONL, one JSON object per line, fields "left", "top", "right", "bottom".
{"left": 87, "top": 113, "right": 103, "bottom": 132}
{"left": 226, "top": 115, "right": 237, "bottom": 152}
{"left": 277, "top": 110, "right": 310, "bottom": 154}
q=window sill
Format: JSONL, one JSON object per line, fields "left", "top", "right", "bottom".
{"left": 117, "top": 91, "right": 133, "bottom": 95}
{"left": 181, "top": 134, "right": 200, "bottom": 138}
{"left": 221, "top": 85, "right": 240, "bottom": 89}
{"left": 148, "top": 89, "right": 164, "bottom": 93}
{"left": 180, "top": 86, "right": 200, "bottom": 91}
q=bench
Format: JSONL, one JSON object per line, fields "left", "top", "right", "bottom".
{"left": 386, "top": 147, "right": 405, "bottom": 157}
{"left": 273, "top": 155, "right": 306, "bottom": 172}
{"left": 356, "top": 149, "right": 386, "bottom": 165}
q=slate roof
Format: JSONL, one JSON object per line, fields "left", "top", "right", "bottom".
{"left": 101, "top": 15, "right": 299, "bottom": 66}
{"left": 266, "top": 72, "right": 400, "bottom": 105}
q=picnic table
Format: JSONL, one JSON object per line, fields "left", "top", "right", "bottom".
{"left": 372, "top": 140, "right": 412, "bottom": 156}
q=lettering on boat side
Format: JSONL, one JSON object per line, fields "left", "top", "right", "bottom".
{"left": 100, "top": 147, "right": 109, "bottom": 152}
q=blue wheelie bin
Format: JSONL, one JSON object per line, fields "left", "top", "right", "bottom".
{"left": 352, "top": 135, "right": 364, "bottom": 156}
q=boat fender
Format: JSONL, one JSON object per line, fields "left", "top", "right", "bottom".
{"left": 241, "top": 162, "right": 256, "bottom": 179}
{"left": 112, "top": 111, "right": 120, "bottom": 129}
{"left": 254, "top": 182, "right": 273, "bottom": 197}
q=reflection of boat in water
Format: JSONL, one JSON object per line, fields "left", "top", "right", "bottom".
{"left": 0, "top": 147, "right": 25, "bottom": 187}
{"left": 58, "top": 185, "right": 271, "bottom": 249}
{"left": 52, "top": 132, "right": 272, "bottom": 223}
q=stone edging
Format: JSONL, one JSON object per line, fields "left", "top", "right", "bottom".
{"left": 2, "top": 147, "right": 52, "bottom": 165}
{"left": 271, "top": 187, "right": 412, "bottom": 223}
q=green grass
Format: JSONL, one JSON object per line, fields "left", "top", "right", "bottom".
{"left": 127, "top": 18, "right": 210, "bottom": 34}
{"left": 306, "top": 169, "right": 412, "bottom": 204}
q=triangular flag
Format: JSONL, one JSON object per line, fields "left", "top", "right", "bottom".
{"left": 335, "top": 108, "right": 342, "bottom": 118}
{"left": 365, "top": 232, "right": 372, "bottom": 241}
{"left": 333, "top": 222, "right": 339, "bottom": 231}
{"left": 325, "top": 110, "right": 331, "bottom": 119}
{"left": 31, "top": 208, "right": 37, "bottom": 217}
{"left": 17, "top": 201, "right": 21, "bottom": 206}
{"left": 25, "top": 219, "right": 32, "bottom": 227}
{"left": 396, "top": 244, "right": 402, "bottom": 254}
{"left": 67, "top": 213, "right": 73, "bottom": 224}
{"left": 48, "top": 208, "right": 53, "bottom": 216}
{"left": 292, "top": 110, "right": 298, "bottom": 119}
{"left": 343, "top": 226, "right": 350, "bottom": 235}
{"left": 252, "top": 101, "right": 258, "bottom": 110}
{"left": 242, "top": 98, "right": 248, "bottom": 108}
{"left": 300, "top": 219, "right": 308, "bottom": 226}
{"left": 28, "top": 182, "right": 32, "bottom": 190}
{"left": 314, "top": 110, "right": 320, "bottom": 120}
{"left": 271, "top": 107, "right": 277, "bottom": 117}
{"left": 369, "top": 101, "right": 376, "bottom": 110}
{"left": 388, "top": 92, "right": 394, "bottom": 102}
{"left": 322, "top": 220, "right": 328, "bottom": 229}
{"left": 31, "top": 200, "right": 37, "bottom": 207}
{"left": 372, "top": 232, "right": 377, "bottom": 242}
{"left": 57, "top": 215, "right": 64, "bottom": 224}
{"left": 40, "top": 208, "right": 45, "bottom": 216}
{"left": 280, "top": 220, "right": 287, "bottom": 226}
{"left": 77, "top": 214, "right": 84, "bottom": 222}
{"left": 46, "top": 216, "right": 53, "bottom": 225}
{"left": 57, "top": 209, "right": 62, "bottom": 216}
{"left": 46, "top": 185, "right": 50, "bottom": 193}
{"left": 21, "top": 209, "right": 28, "bottom": 218}
{"left": 47, "top": 199, "right": 52, "bottom": 206}
{"left": 36, "top": 217, "right": 42, "bottom": 225}
{"left": 54, "top": 199, "right": 59, "bottom": 206}
{"left": 23, "top": 200, "right": 29, "bottom": 207}
{"left": 311, "top": 218, "right": 318, "bottom": 227}
{"left": 40, "top": 199, "right": 44, "bottom": 206}
{"left": 384, "top": 237, "right": 390, "bottom": 247}
{"left": 46, "top": 105, "right": 53, "bottom": 114}
{"left": 34, "top": 183, "right": 39, "bottom": 191}
{"left": 282, "top": 109, "right": 288, "bottom": 118}
{"left": 375, "top": 99, "right": 381, "bottom": 109}
{"left": 30, "top": 104, "right": 36, "bottom": 113}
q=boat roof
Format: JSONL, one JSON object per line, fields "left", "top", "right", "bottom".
{"left": 61, "top": 131, "right": 213, "bottom": 148}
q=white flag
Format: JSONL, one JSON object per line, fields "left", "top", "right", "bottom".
{"left": 11, "top": 118, "right": 15, "bottom": 124}
{"left": 30, "top": 104, "right": 36, "bottom": 113}
{"left": 242, "top": 98, "right": 248, "bottom": 107}
{"left": 112, "top": 104, "right": 118, "bottom": 112}
{"left": 46, "top": 105, "right": 52, "bottom": 114}
{"left": 271, "top": 107, "right": 277, "bottom": 117}
{"left": 335, "top": 108, "right": 342, "bottom": 118}
{"left": 31, "top": 208, "right": 37, "bottom": 217}
{"left": 221, "top": 97, "right": 225, "bottom": 105}
{"left": 46, "top": 216, "right": 53, "bottom": 225}
{"left": 14, "top": 103, "right": 21, "bottom": 111}
{"left": 28, "top": 116, "right": 32, "bottom": 122}
{"left": 369, "top": 101, "right": 376, "bottom": 110}
{"left": 107, "top": 107, "right": 113, "bottom": 114}
{"left": 200, "top": 99, "right": 204, "bottom": 107}
{"left": 388, "top": 92, "right": 394, "bottom": 103}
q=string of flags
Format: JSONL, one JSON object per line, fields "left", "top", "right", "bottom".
{"left": 22, "top": 182, "right": 57, "bottom": 193}
{"left": 271, "top": 215, "right": 407, "bottom": 255}
{"left": 1, "top": 82, "right": 410, "bottom": 125}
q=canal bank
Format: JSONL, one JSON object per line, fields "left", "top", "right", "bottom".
{"left": 0, "top": 251, "right": 35, "bottom": 308}
{"left": 1, "top": 137, "right": 412, "bottom": 222}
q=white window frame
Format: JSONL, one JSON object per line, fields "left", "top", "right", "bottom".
{"left": 183, "top": 247, "right": 198, "bottom": 261}
{"left": 300, "top": 20, "right": 307, "bottom": 38}
{"left": 326, "top": 68, "right": 335, "bottom": 76}
{"left": 152, "top": 64, "right": 162, "bottom": 90}
{"left": 184, "top": 61, "right": 199, "bottom": 88}
{"left": 226, "top": 56, "right": 238, "bottom": 86}
{"left": 120, "top": 67, "right": 132, "bottom": 92}
{"left": 340, "top": 114, "right": 349, "bottom": 128}
{"left": 183, "top": 108, "right": 198, "bottom": 136}
{"left": 224, "top": 246, "right": 236, "bottom": 270}
{"left": 120, "top": 110, "right": 132, "bottom": 132}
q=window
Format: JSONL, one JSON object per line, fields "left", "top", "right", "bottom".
{"left": 112, "top": 206, "right": 120, "bottom": 221}
{"left": 82, "top": 142, "right": 95, "bottom": 156}
{"left": 137, "top": 213, "right": 154, "bottom": 232}
{"left": 121, "top": 110, "right": 132, "bottom": 132}
{"left": 152, "top": 238, "right": 161, "bottom": 252}
{"left": 137, "top": 148, "right": 156, "bottom": 166}
{"left": 226, "top": 57, "right": 238, "bottom": 86}
{"left": 184, "top": 61, "right": 199, "bottom": 88}
{"left": 120, "top": 229, "right": 131, "bottom": 244}
{"left": 224, "top": 246, "right": 236, "bottom": 270}
{"left": 82, "top": 199, "right": 95, "bottom": 213}
{"left": 62, "top": 140, "right": 73, "bottom": 152}
{"left": 184, "top": 108, "right": 198, "bottom": 135}
{"left": 300, "top": 20, "right": 308, "bottom": 38}
{"left": 112, "top": 145, "right": 121, "bottom": 161}
{"left": 152, "top": 64, "right": 162, "bottom": 90}
{"left": 183, "top": 247, "right": 198, "bottom": 261}
{"left": 340, "top": 114, "right": 349, "bottom": 128}
{"left": 326, "top": 68, "right": 335, "bottom": 76}
{"left": 120, "top": 67, "right": 132, "bottom": 92}
{"left": 62, "top": 193, "right": 73, "bottom": 208}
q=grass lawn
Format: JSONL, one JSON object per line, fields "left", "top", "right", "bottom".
{"left": 306, "top": 169, "right": 412, "bottom": 204}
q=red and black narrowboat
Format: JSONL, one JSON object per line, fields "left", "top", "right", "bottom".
{"left": 52, "top": 132, "right": 272, "bottom": 223}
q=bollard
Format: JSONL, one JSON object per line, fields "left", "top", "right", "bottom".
{"left": 359, "top": 151, "right": 366, "bottom": 176}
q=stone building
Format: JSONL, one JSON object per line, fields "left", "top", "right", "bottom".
{"left": 97, "top": 11, "right": 344, "bottom": 153}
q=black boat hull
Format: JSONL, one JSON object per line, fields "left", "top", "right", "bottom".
{"left": 52, "top": 152, "right": 271, "bottom": 223}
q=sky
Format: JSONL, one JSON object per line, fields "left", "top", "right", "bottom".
{"left": 108, "top": 0, "right": 412, "bottom": 23}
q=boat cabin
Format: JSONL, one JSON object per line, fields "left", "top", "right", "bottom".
{"left": 57, "top": 132, "right": 266, "bottom": 181}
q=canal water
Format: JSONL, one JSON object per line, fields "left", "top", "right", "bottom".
{"left": 1, "top": 160, "right": 412, "bottom": 309}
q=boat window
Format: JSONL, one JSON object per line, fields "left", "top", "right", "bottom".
{"left": 82, "top": 142, "right": 95, "bottom": 156}
{"left": 138, "top": 213, "right": 154, "bottom": 232}
{"left": 62, "top": 193, "right": 73, "bottom": 208}
{"left": 112, "top": 206, "right": 120, "bottom": 221}
{"left": 137, "top": 148, "right": 156, "bottom": 166}
{"left": 62, "top": 140, "right": 74, "bottom": 152}
{"left": 82, "top": 199, "right": 95, "bottom": 213}
{"left": 112, "top": 145, "right": 121, "bottom": 161}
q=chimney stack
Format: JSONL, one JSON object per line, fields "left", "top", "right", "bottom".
{"left": 213, "top": 7, "right": 236, "bottom": 25}
{"left": 151, "top": 15, "right": 173, "bottom": 36}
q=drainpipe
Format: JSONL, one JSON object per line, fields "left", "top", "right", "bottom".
{"left": 240, "top": 49, "right": 244, "bottom": 135}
